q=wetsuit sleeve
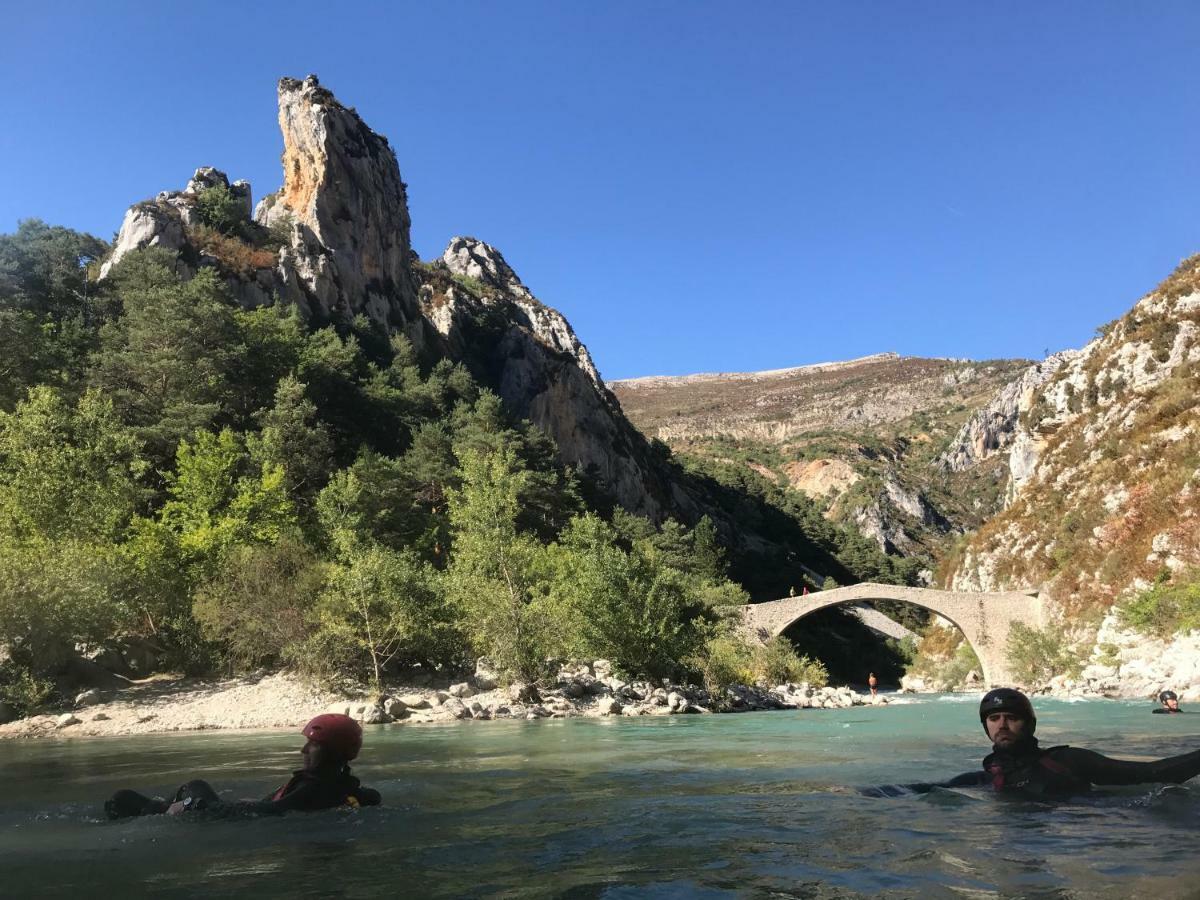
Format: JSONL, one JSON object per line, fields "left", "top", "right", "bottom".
{"left": 860, "top": 770, "right": 987, "bottom": 796}
{"left": 1053, "top": 747, "right": 1200, "bottom": 786}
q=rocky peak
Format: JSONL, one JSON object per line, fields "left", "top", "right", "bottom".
{"left": 257, "top": 74, "right": 419, "bottom": 328}
{"left": 442, "top": 237, "right": 532, "bottom": 299}
{"left": 99, "top": 166, "right": 250, "bottom": 278}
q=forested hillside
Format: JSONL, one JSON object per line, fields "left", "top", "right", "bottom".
{"left": 0, "top": 217, "right": 913, "bottom": 711}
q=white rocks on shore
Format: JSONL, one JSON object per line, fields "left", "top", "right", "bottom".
{"left": 0, "top": 657, "right": 893, "bottom": 742}
{"left": 1042, "top": 610, "right": 1200, "bottom": 701}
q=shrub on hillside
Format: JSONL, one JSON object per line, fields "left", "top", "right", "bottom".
{"left": 193, "top": 185, "right": 246, "bottom": 236}
{"left": 303, "top": 544, "right": 461, "bottom": 691}
{"left": 1005, "top": 622, "right": 1081, "bottom": 685}
{"left": 1119, "top": 570, "right": 1200, "bottom": 638}
{"left": 189, "top": 225, "right": 277, "bottom": 277}
{"left": 696, "top": 633, "right": 755, "bottom": 700}
{"left": 0, "top": 660, "right": 54, "bottom": 717}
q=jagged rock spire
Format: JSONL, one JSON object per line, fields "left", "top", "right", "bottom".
{"left": 257, "top": 75, "right": 419, "bottom": 326}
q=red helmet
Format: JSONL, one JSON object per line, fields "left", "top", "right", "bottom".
{"left": 302, "top": 714, "right": 363, "bottom": 761}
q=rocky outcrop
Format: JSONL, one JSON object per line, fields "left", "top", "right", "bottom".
{"left": 416, "top": 236, "right": 676, "bottom": 519}
{"left": 101, "top": 77, "right": 427, "bottom": 338}
{"left": 938, "top": 351, "right": 1076, "bottom": 478}
{"left": 259, "top": 76, "right": 422, "bottom": 331}
{"left": 949, "top": 257, "right": 1200, "bottom": 607}
{"left": 1046, "top": 610, "right": 1200, "bottom": 701}
{"left": 784, "top": 459, "right": 860, "bottom": 499}
{"left": 96, "top": 75, "right": 682, "bottom": 522}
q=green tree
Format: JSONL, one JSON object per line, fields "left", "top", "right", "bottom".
{"left": 307, "top": 545, "right": 458, "bottom": 690}
{"left": 91, "top": 251, "right": 246, "bottom": 468}
{"left": 252, "top": 375, "right": 334, "bottom": 507}
{"left": 160, "top": 428, "right": 295, "bottom": 574}
{"left": 193, "top": 184, "right": 247, "bottom": 235}
{"left": 193, "top": 537, "right": 327, "bottom": 670}
{"left": 546, "top": 513, "right": 717, "bottom": 679}
{"left": 0, "top": 386, "right": 146, "bottom": 543}
{"left": 0, "top": 540, "right": 133, "bottom": 675}
{"left": 444, "top": 447, "right": 555, "bottom": 682}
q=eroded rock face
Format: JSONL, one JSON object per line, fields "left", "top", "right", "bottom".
{"left": 949, "top": 262, "right": 1200, "bottom": 604}
{"left": 419, "top": 236, "right": 672, "bottom": 519}
{"left": 263, "top": 75, "right": 420, "bottom": 330}
{"left": 784, "top": 459, "right": 860, "bottom": 499}
{"left": 938, "top": 351, "right": 1076, "bottom": 479}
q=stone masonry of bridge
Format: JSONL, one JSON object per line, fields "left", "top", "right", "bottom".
{"left": 738, "top": 583, "right": 1045, "bottom": 687}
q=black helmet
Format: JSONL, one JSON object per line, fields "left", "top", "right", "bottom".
{"left": 979, "top": 688, "right": 1036, "bottom": 736}
{"left": 1159, "top": 690, "right": 1178, "bottom": 704}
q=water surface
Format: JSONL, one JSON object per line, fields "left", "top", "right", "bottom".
{"left": 2, "top": 695, "right": 1198, "bottom": 898}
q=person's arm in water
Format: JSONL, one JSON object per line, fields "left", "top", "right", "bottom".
{"left": 860, "top": 769, "right": 988, "bottom": 796}
{"left": 1050, "top": 746, "right": 1200, "bottom": 786}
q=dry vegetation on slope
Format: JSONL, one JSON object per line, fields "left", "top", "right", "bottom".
{"left": 612, "top": 353, "right": 1028, "bottom": 564}
{"left": 949, "top": 255, "right": 1200, "bottom": 619}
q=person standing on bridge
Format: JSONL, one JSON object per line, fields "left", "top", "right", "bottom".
{"left": 867, "top": 672, "right": 878, "bottom": 698}
{"left": 863, "top": 688, "right": 1200, "bottom": 797}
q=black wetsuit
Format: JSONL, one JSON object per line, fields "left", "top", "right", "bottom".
{"left": 865, "top": 736, "right": 1200, "bottom": 798}
{"left": 1153, "top": 708, "right": 1186, "bottom": 714}
{"left": 105, "top": 766, "right": 380, "bottom": 819}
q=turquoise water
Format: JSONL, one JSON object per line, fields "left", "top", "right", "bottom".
{"left": 1, "top": 695, "right": 1198, "bottom": 898}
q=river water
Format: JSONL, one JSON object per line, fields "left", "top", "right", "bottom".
{"left": 1, "top": 695, "right": 1198, "bottom": 898}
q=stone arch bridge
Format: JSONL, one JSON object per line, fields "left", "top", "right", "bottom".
{"left": 738, "top": 583, "right": 1044, "bottom": 687}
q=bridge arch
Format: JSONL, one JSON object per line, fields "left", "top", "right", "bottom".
{"left": 738, "top": 583, "right": 1044, "bottom": 687}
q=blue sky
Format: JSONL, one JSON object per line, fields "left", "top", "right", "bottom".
{"left": 3, "top": 2, "right": 1198, "bottom": 380}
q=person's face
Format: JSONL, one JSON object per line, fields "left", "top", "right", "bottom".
{"left": 1166, "top": 698, "right": 1180, "bottom": 711}
{"left": 301, "top": 739, "right": 331, "bottom": 772}
{"left": 985, "top": 712, "right": 1027, "bottom": 747}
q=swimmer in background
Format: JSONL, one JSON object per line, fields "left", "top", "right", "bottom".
{"left": 867, "top": 672, "right": 878, "bottom": 698}
{"left": 1153, "top": 689, "right": 1185, "bottom": 714}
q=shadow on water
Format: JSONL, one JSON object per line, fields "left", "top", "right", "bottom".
{"left": 1, "top": 697, "right": 1198, "bottom": 898}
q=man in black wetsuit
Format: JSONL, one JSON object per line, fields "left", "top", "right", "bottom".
{"left": 1153, "top": 690, "right": 1184, "bottom": 714}
{"left": 865, "top": 688, "right": 1200, "bottom": 798}
{"left": 106, "top": 713, "right": 381, "bottom": 818}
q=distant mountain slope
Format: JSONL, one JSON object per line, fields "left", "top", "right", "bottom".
{"left": 612, "top": 353, "right": 1028, "bottom": 563}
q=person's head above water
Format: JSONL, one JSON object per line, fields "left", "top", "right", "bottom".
{"left": 979, "top": 688, "right": 1036, "bottom": 749}
{"left": 1159, "top": 690, "right": 1181, "bottom": 711}
{"left": 300, "top": 713, "right": 363, "bottom": 771}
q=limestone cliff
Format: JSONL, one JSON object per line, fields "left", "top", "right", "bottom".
{"left": 948, "top": 256, "right": 1200, "bottom": 615}
{"left": 414, "top": 237, "right": 678, "bottom": 519}
{"left": 98, "top": 75, "right": 682, "bottom": 522}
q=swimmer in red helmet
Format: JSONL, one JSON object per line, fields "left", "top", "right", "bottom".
{"left": 105, "top": 713, "right": 381, "bottom": 819}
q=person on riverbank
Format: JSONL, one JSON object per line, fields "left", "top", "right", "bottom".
{"left": 864, "top": 688, "right": 1200, "bottom": 798}
{"left": 1153, "top": 690, "right": 1184, "bottom": 714}
{"left": 104, "top": 714, "right": 381, "bottom": 819}
{"left": 867, "top": 673, "right": 878, "bottom": 698}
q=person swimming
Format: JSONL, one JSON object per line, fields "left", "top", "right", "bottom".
{"left": 105, "top": 713, "right": 381, "bottom": 819}
{"left": 1153, "top": 690, "right": 1185, "bottom": 714}
{"left": 864, "top": 688, "right": 1200, "bottom": 798}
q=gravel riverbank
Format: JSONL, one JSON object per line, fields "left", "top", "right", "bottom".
{"left": 0, "top": 659, "right": 889, "bottom": 740}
